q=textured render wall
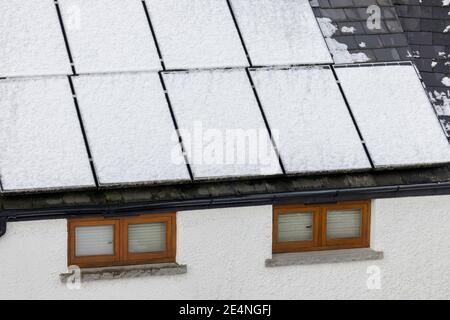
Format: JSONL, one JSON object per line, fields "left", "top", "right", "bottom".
{"left": 0, "top": 196, "right": 449, "bottom": 299}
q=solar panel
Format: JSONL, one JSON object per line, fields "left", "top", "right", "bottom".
{"left": 0, "top": 0, "right": 71, "bottom": 77}
{"left": 59, "top": 0, "right": 161, "bottom": 73}
{"left": 229, "top": 0, "right": 332, "bottom": 66}
{"left": 72, "top": 72, "right": 190, "bottom": 185}
{"left": 0, "top": 77, "right": 95, "bottom": 192}
{"left": 146, "top": 0, "right": 248, "bottom": 69}
{"left": 162, "top": 69, "right": 283, "bottom": 179}
{"left": 335, "top": 64, "right": 450, "bottom": 168}
{"left": 250, "top": 67, "right": 371, "bottom": 174}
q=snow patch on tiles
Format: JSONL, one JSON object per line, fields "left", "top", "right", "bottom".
{"left": 163, "top": 70, "right": 282, "bottom": 179}
{"left": 0, "top": 77, "right": 95, "bottom": 191}
{"left": 336, "top": 65, "right": 450, "bottom": 168}
{"left": 0, "top": 0, "right": 71, "bottom": 77}
{"left": 326, "top": 39, "right": 371, "bottom": 63}
{"left": 72, "top": 73, "right": 190, "bottom": 185}
{"left": 430, "top": 90, "right": 450, "bottom": 116}
{"left": 318, "top": 18, "right": 370, "bottom": 64}
{"left": 443, "top": 0, "right": 450, "bottom": 6}
{"left": 442, "top": 77, "right": 450, "bottom": 87}
{"left": 250, "top": 67, "right": 371, "bottom": 174}
{"left": 59, "top": 0, "right": 161, "bottom": 73}
{"left": 318, "top": 17, "right": 337, "bottom": 37}
{"left": 146, "top": 0, "right": 248, "bottom": 69}
{"left": 229, "top": 0, "right": 332, "bottom": 66}
{"left": 341, "top": 26, "right": 355, "bottom": 33}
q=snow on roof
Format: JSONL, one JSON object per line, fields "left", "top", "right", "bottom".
{"left": 58, "top": 0, "right": 161, "bottom": 73}
{"left": 146, "top": 0, "right": 248, "bottom": 69}
{"left": 250, "top": 66, "right": 371, "bottom": 174}
{"left": 0, "top": 0, "right": 449, "bottom": 194}
{"left": 229, "top": 0, "right": 332, "bottom": 66}
{"left": 317, "top": 18, "right": 370, "bottom": 64}
{"left": 72, "top": 72, "right": 190, "bottom": 186}
{"left": 162, "top": 69, "right": 282, "bottom": 179}
{"left": 335, "top": 64, "right": 450, "bottom": 168}
{"left": 0, "top": 0, "right": 71, "bottom": 77}
{"left": 0, "top": 77, "right": 95, "bottom": 192}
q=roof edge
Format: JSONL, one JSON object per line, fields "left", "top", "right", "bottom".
{"left": 2, "top": 180, "right": 450, "bottom": 224}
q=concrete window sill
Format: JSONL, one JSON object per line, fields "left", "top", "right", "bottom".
{"left": 60, "top": 263, "right": 187, "bottom": 283}
{"left": 266, "top": 248, "right": 383, "bottom": 267}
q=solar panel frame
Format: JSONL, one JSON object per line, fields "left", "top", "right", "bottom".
{"left": 249, "top": 65, "right": 372, "bottom": 175}
{"left": 58, "top": 0, "right": 162, "bottom": 74}
{"left": 334, "top": 62, "right": 450, "bottom": 169}
{"left": 71, "top": 72, "right": 191, "bottom": 187}
{"left": 228, "top": 0, "right": 333, "bottom": 67}
{"left": 0, "top": 76, "right": 96, "bottom": 193}
{"left": 0, "top": 0, "right": 72, "bottom": 78}
{"left": 145, "top": 0, "right": 249, "bottom": 70}
{"left": 162, "top": 69, "right": 284, "bottom": 180}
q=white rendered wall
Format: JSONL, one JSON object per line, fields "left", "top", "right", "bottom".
{"left": 0, "top": 195, "right": 449, "bottom": 299}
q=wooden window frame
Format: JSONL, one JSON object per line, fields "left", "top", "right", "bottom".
{"left": 122, "top": 214, "right": 176, "bottom": 265}
{"left": 68, "top": 218, "right": 121, "bottom": 268}
{"left": 68, "top": 213, "right": 176, "bottom": 268}
{"left": 273, "top": 200, "right": 370, "bottom": 253}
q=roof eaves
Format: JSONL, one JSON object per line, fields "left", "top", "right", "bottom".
{"left": 2, "top": 164, "right": 450, "bottom": 221}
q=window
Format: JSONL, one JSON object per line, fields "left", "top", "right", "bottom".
{"left": 68, "top": 213, "right": 176, "bottom": 268}
{"left": 273, "top": 201, "right": 370, "bottom": 253}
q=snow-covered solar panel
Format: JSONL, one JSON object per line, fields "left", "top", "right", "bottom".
{"left": 0, "top": 0, "right": 71, "bottom": 77}
{"left": 250, "top": 67, "right": 371, "bottom": 174}
{"left": 72, "top": 73, "right": 190, "bottom": 185}
{"left": 229, "top": 0, "right": 332, "bottom": 66}
{"left": 146, "top": 0, "right": 248, "bottom": 69}
{"left": 0, "top": 77, "right": 95, "bottom": 192}
{"left": 59, "top": 0, "right": 161, "bottom": 73}
{"left": 335, "top": 64, "right": 450, "bottom": 168}
{"left": 163, "top": 70, "right": 282, "bottom": 179}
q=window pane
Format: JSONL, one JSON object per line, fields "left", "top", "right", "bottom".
{"left": 128, "top": 222, "right": 166, "bottom": 253}
{"left": 75, "top": 225, "right": 114, "bottom": 257}
{"left": 327, "top": 209, "right": 362, "bottom": 239}
{"left": 278, "top": 212, "right": 313, "bottom": 242}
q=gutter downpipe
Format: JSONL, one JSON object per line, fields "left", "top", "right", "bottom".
{"left": 0, "top": 217, "right": 6, "bottom": 238}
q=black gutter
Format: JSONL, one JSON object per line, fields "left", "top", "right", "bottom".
{"left": 2, "top": 182, "right": 450, "bottom": 228}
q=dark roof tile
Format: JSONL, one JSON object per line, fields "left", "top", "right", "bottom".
{"left": 354, "top": 34, "right": 384, "bottom": 48}
{"left": 373, "top": 47, "right": 401, "bottom": 60}
{"left": 329, "top": 0, "right": 354, "bottom": 8}
{"left": 379, "top": 33, "right": 409, "bottom": 46}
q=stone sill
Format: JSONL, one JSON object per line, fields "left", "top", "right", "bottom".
{"left": 266, "top": 248, "right": 383, "bottom": 267}
{"left": 60, "top": 263, "right": 187, "bottom": 283}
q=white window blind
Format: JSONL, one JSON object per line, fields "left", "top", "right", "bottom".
{"left": 327, "top": 209, "right": 361, "bottom": 239}
{"left": 75, "top": 225, "right": 114, "bottom": 257}
{"left": 128, "top": 222, "right": 166, "bottom": 253}
{"left": 278, "top": 212, "right": 313, "bottom": 242}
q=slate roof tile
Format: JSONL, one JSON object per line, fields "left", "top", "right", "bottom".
{"left": 311, "top": 0, "right": 450, "bottom": 136}
{"left": 312, "top": 0, "right": 412, "bottom": 63}
{"left": 391, "top": 0, "right": 450, "bottom": 135}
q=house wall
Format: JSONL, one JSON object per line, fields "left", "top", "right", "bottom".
{"left": 0, "top": 195, "right": 449, "bottom": 299}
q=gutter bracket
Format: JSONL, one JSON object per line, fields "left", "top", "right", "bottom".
{"left": 0, "top": 217, "right": 7, "bottom": 238}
